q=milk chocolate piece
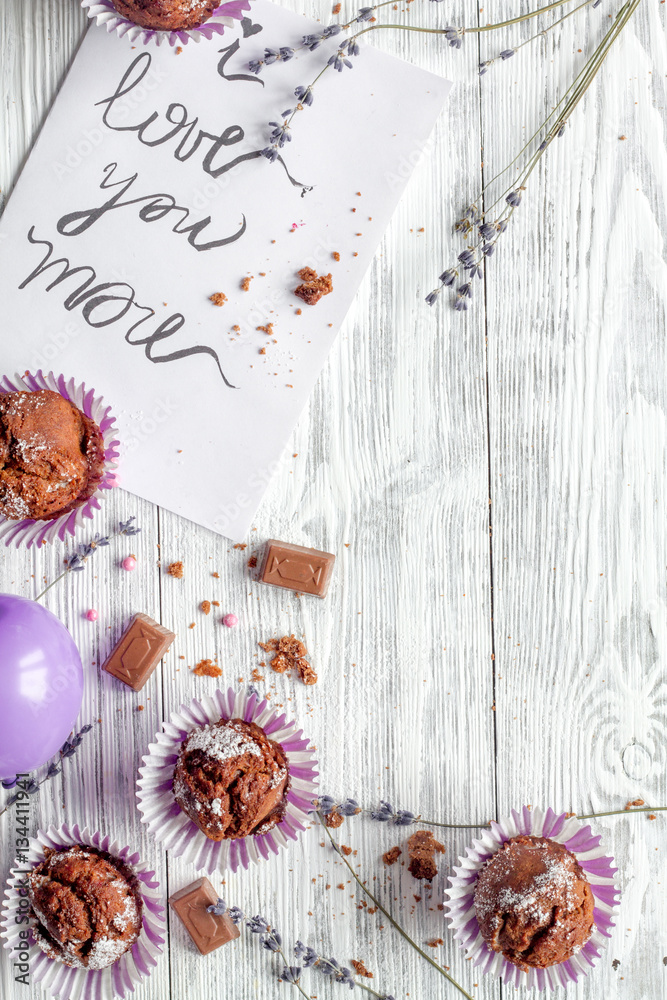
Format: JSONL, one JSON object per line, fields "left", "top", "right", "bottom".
{"left": 169, "top": 877, "right": 240, "bottom": 955}
{"left": 259, "top": 539, "right": 335, "bottom": 597}
{"left": 102, "top": 612, "right": 175, "bottom": 691}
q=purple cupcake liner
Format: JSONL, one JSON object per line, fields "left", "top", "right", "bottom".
{"left": 445, "top": 806, "right": 620, "bottom": 991}
{"left": 0, "top": 371, "right": 120, "bottom": 549}
{"left": 136, "top": 687, "right": 319, "bottom": 874}
{"left": 1, "top": 823, "right": 166, "bottom": 1000}
{"left": 82, "top": 0, "right": 251, "bottom": 47}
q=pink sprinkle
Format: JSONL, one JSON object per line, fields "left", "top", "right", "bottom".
{"left": 86, "top": 609, "right": 99, "bottom": 622}
{"left": 222, "top": 613, "right": 238, "bottom": 628}
{"left": 122, "top": 555, "right": 137, "bottom": 571}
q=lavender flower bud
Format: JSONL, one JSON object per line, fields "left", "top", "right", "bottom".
{"left": 458, "top": 282, "right": 472, "bottom": 299}
{"left": 302, "top": 33, "right": 323, "bottom": 50}
{"left": 478, "top": 222, "right": 496, "bottom": 241}
{"left": 46, "top": 762, "right": 61, "bottom": 778}
{"left": 294, "top": 85, "right": 314, "bottom": 106}
{"left": 247, "top": 915, "right": 270, "bottom": 934}
{"left": 458, "top": 249, "right": 476, "bottom": 268}
{"left": 479, "top": 61, "right": 488, "bottom": 75}
{"left": 206, "top": 898, "right": 227, "bottom": 917}
{"left": 440, "top": 269, "right": 457, "bottom": 286}
{"left": 394, "top": 810, "right": 416, "bottom": 826}
{"left": 317, "top": 795, "right": 336, "bottom": 815}
{"left": 228, "top": 906, "right": 244, "bottom": 924}
{"left": 425, "top": 290, "right": 440, "bottom": 306}
{"left": 497, "top": 218, "right": 509, "bottom": 233}
{"left": 262, "top": 930, "right": 282, "bottom": 952}
{"left": 338, "top": 798, "right": 360, "bottom": 816}
{"left": 454, "top": 297, "right": 468, "bottom": 312}
{"left": 324, "top": 23, "right": 343, "bottom": 35}
{"left": 295, "top": 941, "right": 319, "bottom": 966}
{"left": 279, "top": 967, "right": 302, "bottom": 984}
{"left": 356, "top": 6, "right": 375, "bottom": 20}
{"left": 264, "top": 48, "right": 280, "bottom": 63}
{"left": 346, "top": 38, "right": 360, "bottom": 57}
{"left": 280, "top": 47, "right": 295, "bottom": 61}
{"left": 500, "top": 48, "right": 514, "bottom": 60}
{"left": 505, "top": 190, "right": 521, "bottom": 208}
{"left": 482, "top": 243, "right": 495, "bottom": 257}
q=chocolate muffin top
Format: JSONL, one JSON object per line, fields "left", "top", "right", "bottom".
{"left": 173, "top": 718, "right": 290, "bottom": 841}
{"left": 474, "top": 835, "right": 594, "bottom": 971}
{"left": 0, "top": 389, "right": 104, "bottom": 521}
{"left": 28, "top": 845, "right": 143, "bottom": 970}
{"left": 111, "top": 0, "right": 219, "bottom": 31}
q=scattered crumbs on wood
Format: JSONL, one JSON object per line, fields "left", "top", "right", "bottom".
{"left": 350, "top": 960, "right": 373, "bottom": 978}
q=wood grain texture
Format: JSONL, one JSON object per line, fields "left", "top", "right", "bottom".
{"left": 0, "top": 0, "right": 665, "bottom": 999}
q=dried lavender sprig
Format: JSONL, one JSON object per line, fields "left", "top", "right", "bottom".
{"left": 295, "top": 942, "right": 395, "bottom": 998}
{"left": 427, "top": 0, "right": 642, "bottom": 309}
{"left": 207, "top": 901, "right": 311, "bottom": 999}
{"left": 0, "top": 724, "right": 93, "bottom": 819}
{"left": 34, "top": 517, "right": 141, "bottom": 602}
{"left": 318, "top": 814, "right": 475, "bottom": 1000}
{"left": 479, "top": 0, "right": 601, "bottom": 75}
{"left": 315, "top": 796, "right": 485, "bottom": 828}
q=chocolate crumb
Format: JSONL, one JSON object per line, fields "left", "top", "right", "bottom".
{"left": 407, "top": 830, "right": 444, "bottom": 881}
{"left": 258, "top": 634, "right": 317, "bottom": 685}
{"left": 248, "top": 554, "right": 258, "bottom": 569}
{"left": 192, "top": 659, "right": 222, "bottom": 678}
{"left": 324, "top": 809, "right": 344, "bottom": 829}
{"left": 294, "top": 269, "right": 333, "bottom": 306}
{"left": 350, "top": 960, "right": 373, "bottom": 978}
{"left": 341, "top": 845, "right": 353, "bottom": 856}
{"left": 209, "top": 292, "right": 227, "bottom": 306}
{"left": 383, "top": 845, "right": 401, "bottom": 866}
{"left": 167, "top": 561, "right": 184, "bottom": 579}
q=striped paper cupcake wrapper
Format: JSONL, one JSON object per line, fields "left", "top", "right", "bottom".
{"left": 0, "top": 371, "right": 120, "bottom": 549}
{"left": 137, "top": 686, "right": 319, "bottom": 874}
{"left": 82, "top": 0, "right": 251, "bottom": 47}
{"left": 445, "top": 806, "right": 620, "bottom": 991}
{"left": 1, "top": 823, "right": 166, "bottom": 1000}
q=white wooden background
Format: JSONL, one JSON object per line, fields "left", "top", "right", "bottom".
{"left": 1, "top": 1, "right": 666, "bottom": 999}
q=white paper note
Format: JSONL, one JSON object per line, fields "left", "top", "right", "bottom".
{"left": 0, "top": 1, "right": 451, "bottom": 539}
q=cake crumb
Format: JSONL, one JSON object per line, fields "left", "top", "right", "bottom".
{"left": 332, "top": 251, "right": 340, "bottom": 261}
{"left": 137, "top": 705, "right": 144, "bottom": 711}
{"left": 258, "top": 634, "right": 317, "bottom": 685}
{"left": 350, "top": 960, "right": 373, "bottom": 979}
{"left": 209, "top": 292, "right": 227, "bottom": 306}
{"left": 212, "top": 571, "right": 219, "bottom": 578}
{"left": 257, "top": 323, "right": 274, "bottom": 335}
{"left": 167, "top": 561, "right": 184, "bottom": 579}
{"left": 625, "top": 799, "right": 645, "bottom": 809}
{"left": 427, "top": 938, "right": 444, "bottom": 948}
{"left": 407, "top": 831, "right": 445, "bottom": 881}
{"left": 295, "top": 308, "right": 302, "bottom": 315}
{"left": 192, "top": 659, "right": 222, "bottom": 678}
{"left": 233, "top": 543, "right": 247, "bottom": 550}
{"left": 294, "top": 268, "right": 333, "bottom": 306}
{"left": 341, "top": 845, "right": 354, "bottom": 856}
{"left": 175, "top": 45, "right": 182, "bottom": 54}
{"left": 241, "top": 275, "right": 254, "bottom": 291}
{"left": 201, "top": 600, "right": 211, "bottom": 615}
{"left": 383, "top": 845, "right": 401, "bottom": 866}
{"left": 248, "top": 554, "right": 258, "bottom": 569}
{"left": 332, "top": 1, "right": 341, "bottom": 10}
{"left": 324, "top": 809, "right": 344, "bottom": 829}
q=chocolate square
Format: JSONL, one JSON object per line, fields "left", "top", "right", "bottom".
{"left": 259, "top": 539, "right": 335, "bottom": 597}
{"left": 169, "top": 877, "right": 240, "bottom": 955}
{"left": 101, "top": 612, "right": 175, "bottom": 691}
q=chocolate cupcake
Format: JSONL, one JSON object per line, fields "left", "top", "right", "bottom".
{"left": 173, "top": 718, "right": 290, "bottom": 840}
{"left": 28, "top": 844, "right": 143, "bottom": 971}
{"left": 473, "top": 834, "right": 594, "bottom": 971}
{"left": 110, "top": 0, "right": 219, "bottom": 30}
{"left": 0, "top": 389, "right": 104, "bottom": 521}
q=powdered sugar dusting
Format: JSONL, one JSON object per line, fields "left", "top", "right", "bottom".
{"left": 182, "top": 719, "right": 263, "bottom": 763}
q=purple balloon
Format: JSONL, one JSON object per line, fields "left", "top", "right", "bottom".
{"left": 0, "top": 594, "right": 84, "bottom": 778}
